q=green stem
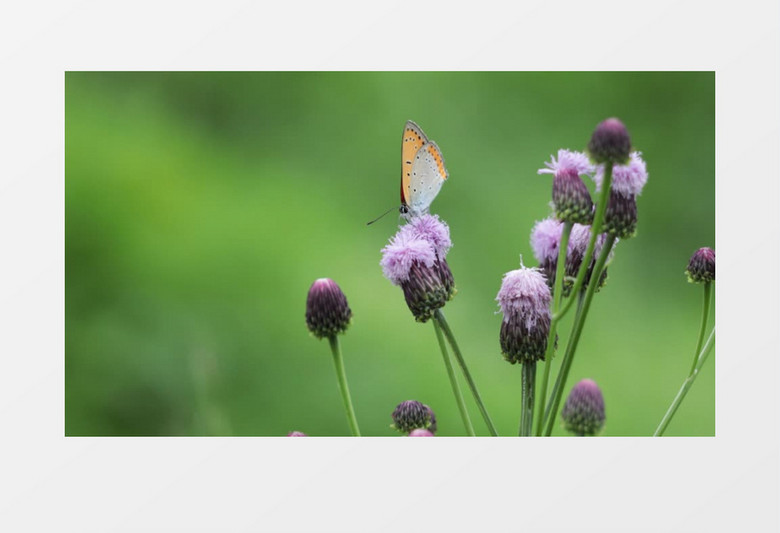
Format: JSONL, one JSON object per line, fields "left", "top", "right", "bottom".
{"left": 432, "top": 319, "right": 475, "bottom": 436}
{"left": 535, "top": 221, "right": 573, "bottom": 436}
{"left": 689, "top": 282, "right": 712, "bottom": 375}
{"left": 434, "top": 309, "right": 499, "bottom": 436}
{"left": 554, "top": 162, "right": 613, "bottom": 322}
{"left": 544, "top": 234, "right": 616, "bottom": 436}
{"left": 520, "top": 362, "right": 536, "bottom": 436}
{"left": 541, "top": 289, "right": 585, "bottom": 432}
{"left": 654, "top": 327, "right": 715, "bottom": 436}
{"left": 328, "top": 336, "right": 361, "bottom": 436}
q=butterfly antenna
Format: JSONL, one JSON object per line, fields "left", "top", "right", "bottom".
{"left": 366, "top": 206, "right": 397, "bottom": 226}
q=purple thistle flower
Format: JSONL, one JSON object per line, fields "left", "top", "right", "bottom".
{"left": 381, "top": 223, "right": 455, "bottom": 322}
{"left": 408, "top": 428, "right": 434, "bottom": 437}
{"left": 398, "top": 214, "right": 452, "bottom": 259}
{"left": 287, "top": 431, "right": 308, "bottom": 437}
{"left": 538, "top": 150, "right": 595, "bottom": 224}
{"left": 686, "top": 247, "right": 715, "bottom": 283}
{"left": 561, "top": 378, "right": 606, "bottom": 436}
{"left": 587, "top": 118, "right": 632, "bottom": 165}
{"left": 391, "top": 400, "right": 432, "bottom": 433}
{"left": 567, "top": 224, "right": 617, "bottom": 293}
{"left": 593, "top": 152, "right": 648, "bottom": 197}
{"left": 531, "top": 218, "right": 564, "bottom": 266}
{"left": 496, "top": 265, "right": 552, "bottom": 364}
{"left": 530, "top": 218, "right": 563, "bottom": 287}
{"left": 381, "top": 231, "right": 437, "bottom": 285}
{"left": 538, "top": 149, "right": 596, "bottom": 177}
{"left": 305, "top": 278, "right": 352, "bottom": 339}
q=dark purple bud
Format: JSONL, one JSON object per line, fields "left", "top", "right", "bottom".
{"left": 686, "top": 247, "right": 715, "bottom": 284}
{"left": 437, "top": 258, "right": 457, "bottom": 301}
{"left": 400, "top": 260, "right": 452, "bottom": 323}
{"left": 424, "top": 404, "right": 437, "bottom": 434}
{"left": 391, "top": 400, "right": 432, "bottom": 434}
{"left": 305, "top": 278, "right": 352, "bottom": 339}
{"left": 588, "top": 118, "right": 632, "bottom": 165}
{"left": 499, "top": 312, "right": 551, "bottom": 364}
{"left": 561, "top": 379, "right": 605, "bottom": 436}
{"left": 603, "top": 190, "right": 638, "bottom": 239}
{"left": 553, "top": 168, "right": 594, "bottom": 224}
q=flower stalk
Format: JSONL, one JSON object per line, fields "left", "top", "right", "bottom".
{"left": 432, "top": 318, "right": 475, "bottom": 435}
{"left": 434, "top": 309, "right": 499, "bottom": 436}
{"left": 654, "top": 327, "right": 715, "bottom": 436}
{"left": 520, "top": 362, "right": 536, "bottom": 436}
{"left": 328, "top": 335, "right": 361, "bottom": 436}
{"left": 690, "top": 282, "right": 712, "bottom": 375}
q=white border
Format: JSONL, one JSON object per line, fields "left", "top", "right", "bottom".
{"left": 1, "top": 1, "right": 778, "bottom": 531}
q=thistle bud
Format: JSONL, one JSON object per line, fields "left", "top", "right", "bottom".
{"left": 566, "top": 224, "right": 613, "bottom": 294}
{"left": 686, "top": 247, "right": 715, "bottom": 283}
{"left": 424, "top": 404, "right": 437, "bottom": 434}
{"left": 409, "top": 428, "right": 434, "bottom": 437}
{"left": 561, "top": 378, "right": 605, "bottom": 436}
{"left": 391, "top": 400, "right": 432, "bottom": 433}
{"left": 400, "top": 259, "right": 451, "bottom": 322}
{"left": 287, "top": 431, "right": 308, "bottom": 437}
{"left": 305, "top": 278, "right": 352, "bottom": 339}
{"left": 587, "top": 118, "right": 631, "bottom": 165}
{"left": 603, "top": 189, "right": 638, "bottom": 239}
{"left": 538, "top": 149, "right": 596, "bottom": 224}
{"left": 553, "top": 168, "right": 594, "bottom": 224}
{"left": 381, "top": 216, "right": 456, "bottom": 322}
{"left": 593, "top": 151, "right": 648, "bottom": 240}
{"left": 496, "top": 265, "right": 552, "bottom": 364}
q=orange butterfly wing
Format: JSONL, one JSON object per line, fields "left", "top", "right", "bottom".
{"left": 400, "top": 120, "right": 428, "bottom": 206}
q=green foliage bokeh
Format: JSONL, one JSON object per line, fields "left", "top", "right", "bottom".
{"left": 65, "top": 72, "right": 714, "bottom": 436}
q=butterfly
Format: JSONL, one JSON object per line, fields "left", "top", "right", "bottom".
{"left": 399, "top": 120, "right": 449, "bottom": 219}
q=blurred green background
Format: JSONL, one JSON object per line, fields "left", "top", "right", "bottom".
{"left": 65, "top": 72, "right": 714, "bottom": 436}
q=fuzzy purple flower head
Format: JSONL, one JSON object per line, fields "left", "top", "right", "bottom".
{"left": 398, "top": 214, "right": 452, "bottom": 259}
{"left": 561, "top": 378, "right": 605, "bottom": 436}
{"left": 496, "top": 264, "right": 552, "bottom": 364}
{"left": 593, "top": 152, "right": 648, "bottom": 197}
{"left": 287, "top": 431, "right": 308, "bottom": 437}
{"left": 381, "top": 217, "right": 455, "bottom": 322}
{"left": 538, "top": 149, "right": 596, "bottom": 178}
{"left": 408, "top": 428, "right": 434, "bottom": 437}
{"left": 531, "top": 218, "right": 564, "bottom": 266}
{"left": 305, "top": 278, "right": 352, "bottom": 339}
{"left": 530, "top": 218, "right": 563, "bottom": 285}
{"left": 686, "top": 247, "right": 715, "bottom": 284}
{"left": 381, "top": 231, "right": 437, "bottom": 286}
